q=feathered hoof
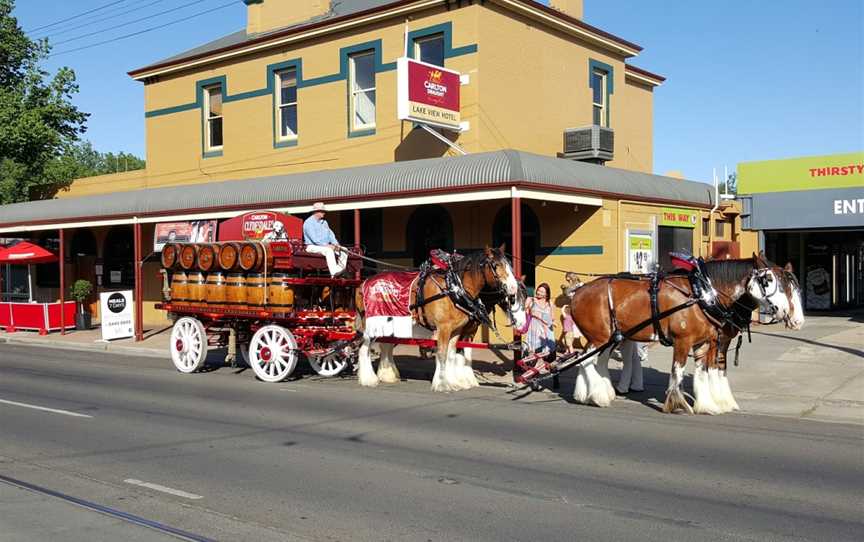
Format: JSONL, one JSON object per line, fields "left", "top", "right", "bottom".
{"left": 431, "top": 381, "right": 455, "bottom": 393}
{"left": 376, "top": 366, "right": 400, "bottom": 384}
{"left": 357, "top": 370, "right": 380, "bottom": 388}
{"left": 693, "top": 399, "right": 721, "bottom": 415}
{"left": 663, "top": 390, "right": 694, "bottom": 414}
{"left": 459, "top": 366, "right": 480, "bottom": 389}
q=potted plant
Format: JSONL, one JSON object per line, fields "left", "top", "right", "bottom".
{"left": 70, "top": 279, "right": 94, "bottom": 330}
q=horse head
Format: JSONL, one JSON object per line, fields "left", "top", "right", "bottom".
{"left": 747, "top": 256, "right": 805, "bottom": 330}
{"left": 561, "top": 272, "right": 585, "bottom": 298}
{"left": 480, "top": 245, "right": 526, "bottom": 330}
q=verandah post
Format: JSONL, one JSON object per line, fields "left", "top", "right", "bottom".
{"left": 511, "top": 189, "right": 523, "bottom": 383}
{"left": 134, "top": 222, "right": 143, "bottom": 341}
{"left": 59, "top": 228, "right": 65, "bottom": 335}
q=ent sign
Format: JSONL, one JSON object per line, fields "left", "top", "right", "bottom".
{"left": 397, "top": 57, "right": 462, "bottom": 131}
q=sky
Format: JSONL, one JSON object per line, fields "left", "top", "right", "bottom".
{"left": 12, "top": 0, "right": 864, "bottom": 182}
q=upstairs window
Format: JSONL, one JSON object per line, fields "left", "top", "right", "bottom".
{"left": 204, "top": 85, "right": 223, "bottom": 152}
{"left": 276, "top": 68, "right": 298, "bottom": 141}
{"left": 591, "top": 68, "right": 608, "bottom": 127}
{"left": 414, "top": 34, "right": 445, "bottom": 66}
{"left": 349, "top": 51, "right": 376, "bottom": 132}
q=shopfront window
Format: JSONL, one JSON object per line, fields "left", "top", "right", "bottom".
{"left": 36, "top": 234, "right": 59, "bottom": 288}
{"left": 103, "top": 226, "right": 134, "bottom": 288}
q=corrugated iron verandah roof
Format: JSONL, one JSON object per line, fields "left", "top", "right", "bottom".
{"left": 0, "top": 150, "right": 715, "bottom": 232}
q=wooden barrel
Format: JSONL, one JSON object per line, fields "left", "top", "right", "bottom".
{"left": 225, "top": 273, "right": 246, "bottom": 307}
{"left": 197, "top": 243, "right": 221, "bottom": 272}
{"left": 161, "top": 243, "right": 180, "bottom": 269}
{"left": 238, "top": 242, "right": 264, "bottom": 272}
{"left": 205, "top": 272, "right": 226, "bottom": 304}
{"left": 268, "top": 273, "right": 294, "bottom": 310}
{"left": 245, "top": 273, "right": 266, "bottom": 306}
{"left": 218, "top": 242, "right": 241, "bottom": 271}
{"left": 170, "top": 271, "right": 188, "bottom": 302}
{"left": 178, "top": 244, "right": 198, "bottom": 270}
{"left": 186, "top": 272, "right": 207, "bottom": 304}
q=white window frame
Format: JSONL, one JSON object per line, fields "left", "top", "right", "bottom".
{"left": 414, "top": 33, "right": 445, "bottom": 66}
{"left": 591, "top": 68, "right": 608, "bottom": 127}
{"left": 275, "top": 68, "right": 298, "bottom": 142}
{"left": 204, "top": 84, "right": 223, "bottom": 152}
{"left": 349, "top": 50, "right": 376, "bottom": 132}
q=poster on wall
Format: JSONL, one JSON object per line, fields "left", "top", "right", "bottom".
{"left": 805, "top": 265, "right": 831, "bottom": 310}
{"left": 100, "top": 290, "right": 134, "bottom": 341}
{"left": 153, "top": 220, "right": 218, "bottom": 251}
{"left": 627, "top": 231, "right": 654, "bottom": 274}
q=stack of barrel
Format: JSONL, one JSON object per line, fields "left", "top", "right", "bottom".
{"left": 160, "top": 242, "right": 293, "bottom": 311}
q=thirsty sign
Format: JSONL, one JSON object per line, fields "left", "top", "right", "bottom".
{"left": 100, "top": 290, "right": 134, "bottom": 341}
{"left": 397, "top": 57, "right": 462, "bottom": 130}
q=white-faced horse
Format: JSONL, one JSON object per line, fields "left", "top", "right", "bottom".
{"left": 568, "top": 258, "right": 800, "bottom": 414}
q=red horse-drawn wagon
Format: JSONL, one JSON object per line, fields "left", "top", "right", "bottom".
{"left": 158, "top": 211, "right": 364, "bottom": 381}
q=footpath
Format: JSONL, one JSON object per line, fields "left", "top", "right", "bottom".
{"left": 1, "top": 313, "right": 861, "bottom": 425}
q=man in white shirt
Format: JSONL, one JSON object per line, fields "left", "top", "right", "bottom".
{"left": 302, "top": 202, "right": 347, "bottom": 277}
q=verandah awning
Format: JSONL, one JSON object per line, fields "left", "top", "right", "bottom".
{"left": 0, "top": 150, "right": 715, "bottom": 233}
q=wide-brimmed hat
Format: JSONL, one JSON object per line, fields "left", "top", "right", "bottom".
{"left": 312, "top": 202, "right": 326, "bottom": 212}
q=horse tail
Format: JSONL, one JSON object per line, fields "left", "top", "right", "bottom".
{"left": 354, "top": 281, "right": 366, "bottom": 333}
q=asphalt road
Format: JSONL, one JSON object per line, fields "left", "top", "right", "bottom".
{"left": 0, "top": 344, "right": 861, "bottom": 542}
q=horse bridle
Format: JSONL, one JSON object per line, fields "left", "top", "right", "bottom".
{"left": 752, "top": 268, "right": 787, "bottom": 325}
{"left": 480, "top": 254, "right": 523, "bottom": 327}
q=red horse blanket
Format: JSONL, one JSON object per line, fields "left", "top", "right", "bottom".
{"left": 362, "top": 271, "right": 419, "bottom": 338}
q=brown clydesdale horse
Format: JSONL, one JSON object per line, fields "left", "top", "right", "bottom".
{"left": 355, "top": 246, "right": 526, "bottom": 392}
{"left": 568, "top": 255, "right": 800, "bottom": 413}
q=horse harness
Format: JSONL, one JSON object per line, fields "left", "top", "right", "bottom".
{"left": 605, "top": 257, "right": 749, "bottom": 347}
{"left": 410, "top": 251, "right": 502, "bottom": 332}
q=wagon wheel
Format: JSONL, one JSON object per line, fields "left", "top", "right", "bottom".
{"left": 169, "top": 317, "right": 208, "bottom": 373}
{"left": 308, "top": 351, "right": 349, "bottom": 377}
{"left": 248, "top": 325, "right": 298, "bottom": 382}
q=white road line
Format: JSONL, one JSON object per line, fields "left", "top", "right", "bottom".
{"left": 0, "top": 398, "right": 93, "bottom": 418}
{"left": 124, "top": 479, "right": 203, "bottom": 500}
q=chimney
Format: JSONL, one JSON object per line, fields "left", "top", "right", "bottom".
{"left": 246, "top": 0, "right": 332, "bottom": 36}
{"left": 548, "top": 0, "right": 583, "bottom": 19}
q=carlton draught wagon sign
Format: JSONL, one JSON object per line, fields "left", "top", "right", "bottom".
{"left": 397, "top": 57, "right": 461, "bottom": 130}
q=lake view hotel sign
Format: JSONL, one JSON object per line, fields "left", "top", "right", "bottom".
{"left": 397, "top": 57, "right": 461, "bottom": 130}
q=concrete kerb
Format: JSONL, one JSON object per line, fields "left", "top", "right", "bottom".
{"left": 1, "top": 335, "right": 165, "bottom": 359}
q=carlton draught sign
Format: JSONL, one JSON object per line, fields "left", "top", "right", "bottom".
{"left": 397, "top": 57, "right": 461, "bottom": 130}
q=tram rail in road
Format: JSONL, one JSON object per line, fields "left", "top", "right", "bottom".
{"left": 0, "top": 474, "right": 215, "bottom": 542}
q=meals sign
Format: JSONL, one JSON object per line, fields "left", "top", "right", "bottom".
{"left": 397, "top": 57, "right": 461, "bottom": 130}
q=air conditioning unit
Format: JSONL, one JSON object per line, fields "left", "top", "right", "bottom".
{"left": 558, "top": 126, "right": 614, "bottom": 164}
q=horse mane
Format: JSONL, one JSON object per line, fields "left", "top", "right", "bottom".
{"left": 451, "top": 250, "right": 491, "bottom": 276}
{"left": 704, "top": 257, "right": 756, "bottom": 287}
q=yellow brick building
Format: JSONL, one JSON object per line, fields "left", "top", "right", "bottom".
{"left": 0, "top": 0, "right": 754, "bottom": 333}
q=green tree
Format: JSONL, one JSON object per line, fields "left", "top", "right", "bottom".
{"left": 719, "top": 172, "right": 737, "bottom": 195}
{"left": 0, "top": 0, "right": 88, "bottom": 203}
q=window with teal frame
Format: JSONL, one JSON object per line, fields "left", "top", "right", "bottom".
{"left": 588, "top": 59, "right": 614, "bottom": 127}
